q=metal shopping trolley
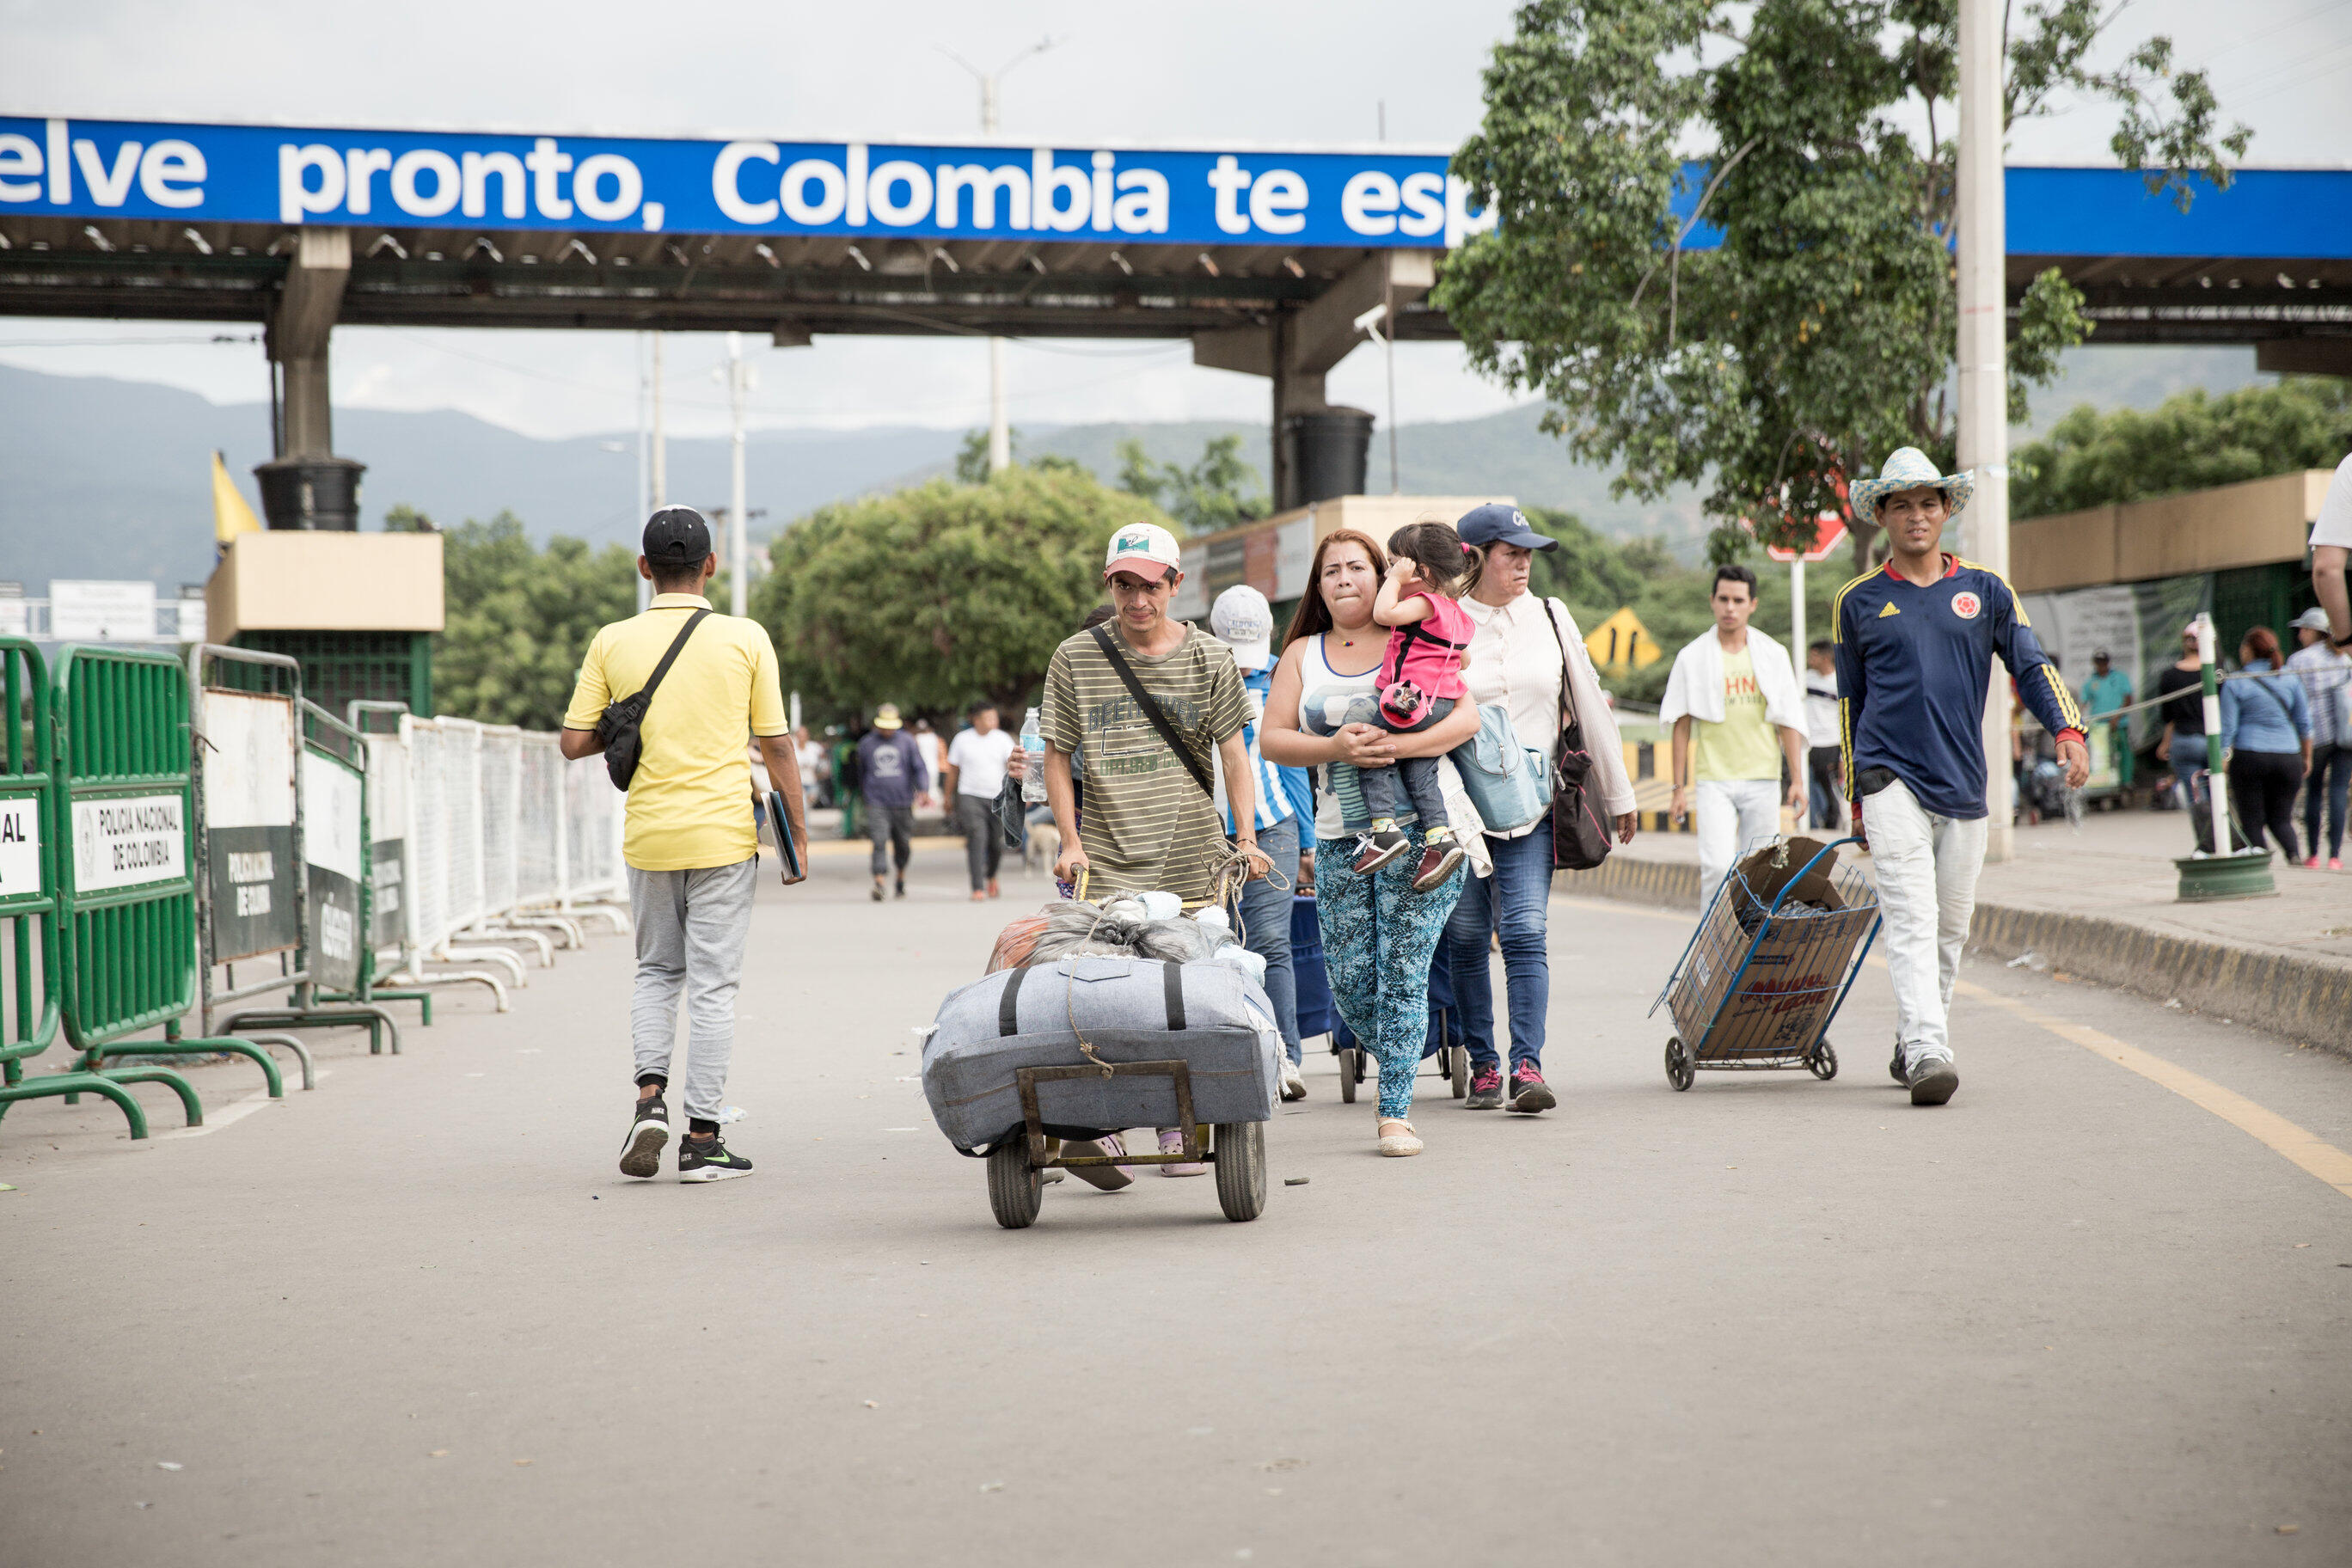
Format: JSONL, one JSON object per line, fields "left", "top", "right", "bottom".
{"left": 1648, "top": 836, "right": 1881, "bottom": 1090}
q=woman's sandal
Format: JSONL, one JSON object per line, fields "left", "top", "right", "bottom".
{"left": 1375, "top": 1118, "right": 1424, "bottom": 1158}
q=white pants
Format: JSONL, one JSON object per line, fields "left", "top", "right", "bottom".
{"left": 1865, "top": 779, "right": 1988, "bottom": 1066}
{"left": 1695, "top": 778, "right": 1783, "bottom": 912}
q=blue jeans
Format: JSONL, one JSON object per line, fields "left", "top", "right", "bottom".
{"left": 2301, "top": 744, "right": 2352, "bottom": 860}
{"left": 1236, "top": 814, "right": 1302, "bottom": 1059}
{"left": 2168, "top": 734, "right": 2208, "bottom": 799}
{"left": 1443, "top": 816, "right": 1554, "bottom": 1075}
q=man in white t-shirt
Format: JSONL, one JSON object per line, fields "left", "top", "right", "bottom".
{"left": 1803, "top": 641, "right": 1843, "bottom": 830}
{"left": 943, "top": 701, "right": 1017, "bottom": 901}
{"left": 2314, "top": 452, "right": 2352, "bottom": 648}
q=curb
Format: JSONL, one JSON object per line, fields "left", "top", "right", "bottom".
{"left": 1556, "top": 854, "right": 2351, "bottom": 1055}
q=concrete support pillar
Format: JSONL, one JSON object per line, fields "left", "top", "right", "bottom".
{"left": 266, "top": 228, "right": 351, "bottom": 461}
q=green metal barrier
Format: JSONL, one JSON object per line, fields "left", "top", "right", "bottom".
{"left": 0, "top": 638, "right": 183, "bottom": 1137}
{"left": 53, "top": 644, "right": 282, "bottom": 1109}
{"left": 211, "top": 695, "right": 401, "bottom": 1055}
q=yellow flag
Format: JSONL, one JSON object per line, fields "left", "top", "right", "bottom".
{"left": 211, "top": 450, "right": 262, "bottom": 544}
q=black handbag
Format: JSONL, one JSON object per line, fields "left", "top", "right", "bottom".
{"left": 1541, "top": 600, "right": 1614, "bottom": 871}
{"left": 594, "top": 608, "right": 709, "bottom": 790}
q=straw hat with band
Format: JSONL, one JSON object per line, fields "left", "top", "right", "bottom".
{"left": 1848, "top": 446, "right": 1975, "bottom": 525}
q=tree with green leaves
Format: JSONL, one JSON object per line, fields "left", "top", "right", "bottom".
{"left": 1116, "top": 433, "right": 1270, "bottom": 534}
{"left": 420, "top": 510, "right": 640, "bottom": 729}
{"left": 753, "top": 465, "right": 1178, "bottom": 720}
{"left": 1436, "top": 0, "right": 2250, "bottom": 565}
{"left": 2013, "top": 378, "right": 2352, "bottom": 517}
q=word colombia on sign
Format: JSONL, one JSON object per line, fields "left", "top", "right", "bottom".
{"left": 0, "top": 116, "right": 1496, "bottom": 250}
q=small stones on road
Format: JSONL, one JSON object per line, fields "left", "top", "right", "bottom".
{"left": 156, "top": 1461, "right": 182, "bottom": 1471}
{"left": 429, "top": 1450, "right": 449, "bottom": 1458}
{"left": 1283, "top": 1177, "right": 1309, "bottom": 1186}
{"left": 979, "top": 1480, "right": 1003, "bottom": 1492}
{"left": 1261, "top": 1457, "right": 1306, "bottom": 1472}
{"left": 512, "top": 1459, "right": 532, "bottom": 1467}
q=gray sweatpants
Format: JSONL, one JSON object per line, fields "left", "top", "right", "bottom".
{"left": 628, "top": 857, "right": 758, "bottom": 1123}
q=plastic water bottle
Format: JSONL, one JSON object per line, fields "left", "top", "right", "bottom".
{"left": 1020, "top": 709, "right": 1047, "bottom": 804}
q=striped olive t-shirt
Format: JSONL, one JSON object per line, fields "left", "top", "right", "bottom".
{"left": 1041, "top": 622, "right": 1248, "bottom": 903}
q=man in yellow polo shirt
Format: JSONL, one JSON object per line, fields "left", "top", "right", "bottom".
{"left": 562, "top": 507, "right": 805, "bottom": 1184}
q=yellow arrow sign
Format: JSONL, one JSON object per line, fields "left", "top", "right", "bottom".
{"left": 1585, "top": 607, "right": 1662, "bottom": 674}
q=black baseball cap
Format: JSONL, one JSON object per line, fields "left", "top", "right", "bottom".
{"left": 642, "top": 505, "right": 712, "bottom": 567}
{"left": 1455, "top": 503, "right": 1553, "bottom": 552}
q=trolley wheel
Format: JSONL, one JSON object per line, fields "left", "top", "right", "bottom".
{"left": 1809, "top": 1038, "right": 1840, "bottom": 1081}
{"left": 1449, "top": 1044, "right": 1470, "bottom": 1099}
{"left": 1665, "top": 1037, "right": 1695, "bottom": 1092}
{"left": 1213, "top": 1121, "right": 1266, "bottom": 1222}
{"left": 986, "top": 1142, "right": 1043, "bottom": 1229}
{"left": 1338, "top": 1048, "right": 1360, "bottom": 1104}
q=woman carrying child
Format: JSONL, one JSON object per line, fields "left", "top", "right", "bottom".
{"left": 1334, "top": 520, "right": 1479, "bottom": 891}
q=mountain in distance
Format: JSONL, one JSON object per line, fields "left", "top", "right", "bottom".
{"left": 0, "top": 344, "right": 2267, "bottom": 592}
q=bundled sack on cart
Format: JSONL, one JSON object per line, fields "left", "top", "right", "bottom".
{"left": 983, "top": 893, "right": 1265, "bottom": 983}
{"left": 1727, "top": 836, "right": 1847, "bottom": 937}
{"left": 921, "top": 954, "right": 1284, "bottom": 1155}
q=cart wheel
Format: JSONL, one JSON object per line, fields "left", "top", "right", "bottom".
{"left": 1449, "top": 1044, "right": 1469, "bottom": 1099}
{"left": 1213, "top": 1121, "right": 1266, "bottom": 1222}
{"left": 1809, "top": 1038, "right": 1839, "bottom": 1081}
{"left": 986, "top": 1142, "right": 1043, "bottom": 1229}
{"left": 1338, "top": 1048, "right": 1359, "bottom": 1104}
{"left": 1665, "top": 1037, "right": 1694, "bottom": 1092}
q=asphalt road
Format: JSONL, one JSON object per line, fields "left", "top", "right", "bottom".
{"left": 5, "top": 836, "right": 2349, "bottom": 1567}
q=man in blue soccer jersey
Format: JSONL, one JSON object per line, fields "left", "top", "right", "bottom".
{"left": 1835, "top": 448, "right": 2088, "bottom": 1107}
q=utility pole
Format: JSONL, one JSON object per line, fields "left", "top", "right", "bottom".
{"left": 1957, "top": 0, "right": 2011, "bottom": 861}
{"left": 943, "top": 36, "right": 1055, "bottom": 477}
{"left": 635, "top": 332, "right": 652, "bottom": 612}
{"left": 727, "top": 331, "right": 750, "bottom": 618}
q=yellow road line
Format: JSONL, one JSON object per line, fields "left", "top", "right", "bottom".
{"left": 1555, "top": 892, "right": 2352, "bottom": 1202}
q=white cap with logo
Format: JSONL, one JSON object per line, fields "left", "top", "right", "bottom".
{"left": 1210, "top": 585, "right": 1275, "bottom": 671}
{"left": 1103, "top": 522, "right": 1184, "bottom": 583}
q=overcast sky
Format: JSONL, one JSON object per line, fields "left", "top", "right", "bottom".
{"left": 2, "top": 0, "right": 2345, "bottom": 441}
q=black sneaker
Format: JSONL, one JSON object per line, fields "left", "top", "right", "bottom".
{"left": 1507, "top": 1065, "right": 1558, "bottom": 1114}
{"left": 619, "top": 1096, "right": 670, "bottom": 1179}
{"left": 870, "top": 881, "right": 885, "bottom": 903}
{"left": 1906, "top": 1056, "right": 1960, "bottom": 1106}
{"left": 678, "top": 1133, "right": 754, "bottom": 1182}
{"left": 894, "top": 877, "right": 907, "bottom": 899}
{"left": 1464, "top": 1064, "right": 1506, "bottom": 1111}
{"left": 1889, "top": 1042, "right": 1908, "bottom": 1083}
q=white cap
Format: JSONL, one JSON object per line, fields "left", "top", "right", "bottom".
{"left": 1103, "top": 522, "right": 1184, "bottom": 583}
{"left": 1210, "top": 585, "right": 1275, "bottom": 671}
{"left": 2294, "top": 606, "right": 2333, "bottom": 633}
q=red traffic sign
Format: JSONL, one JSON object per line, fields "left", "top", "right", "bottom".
{"left": 1766, "top": 512, "right": 1849, "bottom": 563}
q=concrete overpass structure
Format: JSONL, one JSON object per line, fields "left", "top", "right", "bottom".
{"left": 2, "top": 115, "right": 2347, "bottom": 524}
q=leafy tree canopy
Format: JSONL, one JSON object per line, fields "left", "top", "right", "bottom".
{"left": 754, "top": 465, "right": 1178, "bottom": 720}
{"left": 955, "top": 426, "right": 1087, "bottom": 484}
{"left": 411, "top": 509, "right": 638, "bottom": 729}
{"left": 1436, "top": 0, "right": 2250, "bottom": 565}
{"left": 2012, "top": 378, "right": 2352, "bottom": 517}
{"left": 1118, "top": 434, "right": 1270, "bottom": 534}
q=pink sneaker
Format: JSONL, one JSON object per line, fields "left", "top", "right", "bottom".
{"left": 2306, "top": 856, "right": 2321, "bottom": 870}
{"left": 1507, "top": 1064, "right": 1557, "bottom": 1115}
{"left": 2332, "top": 858, "right": 2345, "bottom": 872}
{"left": 1156, "top": 1126, "right": 1207, "bottom": 1177}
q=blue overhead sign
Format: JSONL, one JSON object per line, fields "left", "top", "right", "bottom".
{"left": 0, "top": 116, "right": 1496, "bottom": 249}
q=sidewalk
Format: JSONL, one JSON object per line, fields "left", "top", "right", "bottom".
{"left": 1560, "top": 806, "right": 2352, "bottom": 1050}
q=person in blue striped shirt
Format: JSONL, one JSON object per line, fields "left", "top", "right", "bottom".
{"left": 1211, "top": 585, "right": 1312, "bottom": 1102}
{"left": 1835, "top": 447, "right": 2086, "bottom": 1107}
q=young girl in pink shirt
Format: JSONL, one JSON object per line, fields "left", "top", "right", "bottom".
{"left": 1339, "top": 520, "right": 1476, "bottom": 890}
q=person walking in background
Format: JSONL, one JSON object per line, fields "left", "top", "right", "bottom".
{"left": 859, "top": 704, "right": 931, "bottom": 902}
{"left": 2154, "top": 626, "right": 2208, "bottom": 807}
{"left": 2218, "top": 626, "right": 2312, "bottom": 865}
{"left": 1262, "top": 529, "right": 1481, "bottom": 1157}
{"left": 561, "top": 505, "right": 805, "bottom": 1185}
{"left": 911, "top": 719, "right": 946, "bottom": 818}
{"left": 2078, "top": 649, "right": 2135, "bottom": 789}
{"left": 1803, "top": 640, "right": 1844, "bottom": 830}
{"left": 1210, "top": 585, "right": 1312, "bottom": 1104}
{"left": 1040, "top": 521, "right": 1270, "bottom": 1177}
{"left": 1836, "top": 447, "right": 2086, "bottom": 1108}
{"left": 943, "top": 701, "right": 1014, "bottom": 902}
{"left": 1663, "top": 565, "right": 1809, "bottom": 913}
{"left": 1445, "top": 504, "right": 1637, "bottom": 1115}
{"left": 793, "top": 725, "right": 824, "bottom": 810}
{"left": 2287, "top": 606, "right": 2352, "bottom": 869}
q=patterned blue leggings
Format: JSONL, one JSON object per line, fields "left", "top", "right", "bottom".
{"left": 1314, "top": 836, "right": 1465, "bottom": 1119}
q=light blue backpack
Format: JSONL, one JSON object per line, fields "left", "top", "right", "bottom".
{"left": 1450, "top": 702, "right": 1552, "bottom": 834}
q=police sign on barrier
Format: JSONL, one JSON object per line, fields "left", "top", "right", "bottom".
{"left": 300, "top": 737, "right": 364, "bottom": 995}
{"left": 200, "top": 686, "right": 301, "bottom": 964}
{"left": 362, "top": 728, "right": 407, "bottom": 951}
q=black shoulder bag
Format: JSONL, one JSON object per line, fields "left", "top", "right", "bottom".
{"left": 1541, "top": 599, "right": 1615, "bottom": 871}
{"left": 1089, "top": 624, "right": 1216, "bottom": 799}
{"left": 596, "top": 608, "right": 710, "bottom": 790}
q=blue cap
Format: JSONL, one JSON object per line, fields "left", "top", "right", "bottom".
{"left": 1455, "top": 503, "right": 1552, "bottom": 552}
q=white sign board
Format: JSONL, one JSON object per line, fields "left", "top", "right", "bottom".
{"left": 51, "top": 580, "right": 158, "bottom": 642}
{"left": 0, "top": 796, "right": 40, "bottom": 899}
{"left": 72, "top": 794, "right": 185, "bottom": 891}
{"left": 301, "top": 752, "right": 364, "bottom": 882}
{"left": 202, "top": 691, "right": 297, "bottom": 829}
{"left": 175, "top": 598, "right": 207, "bottom": 645}
{"left": 0, "top": 599, "right": 28, "bottom": 638}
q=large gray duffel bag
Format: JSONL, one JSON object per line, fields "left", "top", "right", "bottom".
{"left": 922, "top": 955, "right": 1282, "bottom": 1155}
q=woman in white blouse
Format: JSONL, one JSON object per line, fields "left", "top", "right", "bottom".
{"left": 1445, "top": 505, "right": 1639, "bottom": 1112}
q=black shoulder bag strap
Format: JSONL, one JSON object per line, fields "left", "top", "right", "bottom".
{"left": 596, "top": 607, "right": 710, "bottom": 789}
{"left": 637, "top": 607, "right": 711, "bottom": 707}
{"left": 1540, "top": 597, "right": 1585, "bottom": 757}
{"left": 1089, "top": 624, "right": 1215, "bottom": 799}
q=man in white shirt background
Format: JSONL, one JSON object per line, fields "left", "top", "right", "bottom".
{"left": 942, "top": 701, "right": 1016, "bottom": 902}
{"left": 1662, "top": 565, "right": 1809, "bottom": 912}
{"left": 1803, "top": 640, "right": 1844, "bottom": 830}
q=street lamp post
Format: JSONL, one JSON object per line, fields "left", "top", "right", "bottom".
{"left": 942, "top": 36, "right": 1056, "bottom": 478}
